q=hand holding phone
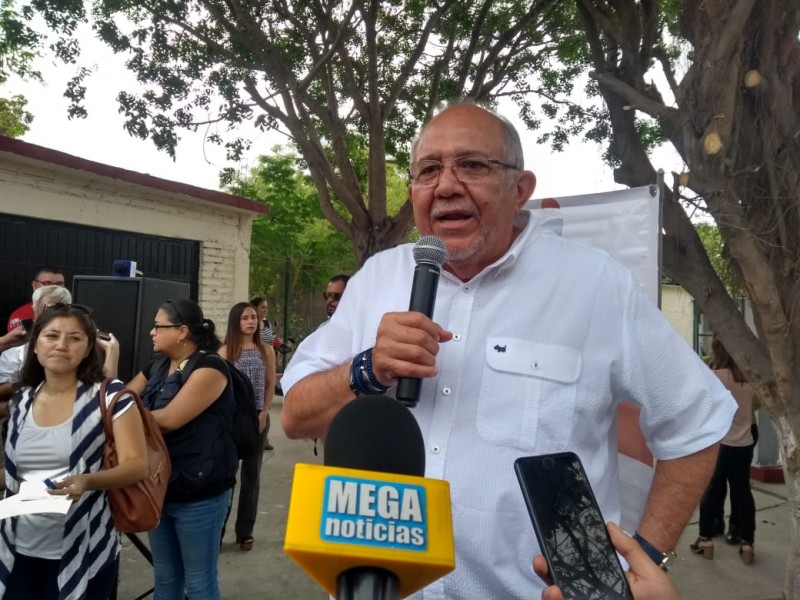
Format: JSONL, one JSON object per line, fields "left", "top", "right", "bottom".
{"left": 515, "top": 452, "right": 633, "bottom": 600}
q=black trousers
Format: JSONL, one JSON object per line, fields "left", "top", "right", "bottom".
{"left": 5, "top": 552, "right": 119, "bottom": 599}
{"left": 699, "top": 443, "right": 756, "bottom": 543}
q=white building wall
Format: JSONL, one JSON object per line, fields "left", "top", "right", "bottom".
{"left": 660, "top": 283, "right": 694, "bottom": 348}
{"left": 0, "top": 153, "right": 254, "bottom": 329}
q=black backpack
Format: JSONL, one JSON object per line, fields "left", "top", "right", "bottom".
{"left": 178, "top": 351, "right": 260, "bottom": 460}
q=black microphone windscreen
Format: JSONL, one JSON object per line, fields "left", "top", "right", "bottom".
{"left": 324, "top": 395, "right": 425, "bottom": 477}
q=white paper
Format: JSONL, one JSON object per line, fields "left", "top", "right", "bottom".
{"left": 0, "top": 480, "right": 72, "bottom": 519}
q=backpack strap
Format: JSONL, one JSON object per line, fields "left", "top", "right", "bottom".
{"left": 176, "top": 350, "right": 207, "bottom": 384}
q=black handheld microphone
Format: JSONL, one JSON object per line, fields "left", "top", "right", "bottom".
{"left": 396, "top": 236, "right": 447, "bottom": 407}
{"left": 325, "top": 396, "right": 426, "bottom": 600}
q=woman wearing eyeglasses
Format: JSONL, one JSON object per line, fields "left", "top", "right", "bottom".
{"left": 0, "top": 303, "right": 148, "bottom": 599}
{"left": 127, "top": 299, "right": 237, "bottom": 600}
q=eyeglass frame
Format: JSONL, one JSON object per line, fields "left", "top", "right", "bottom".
{"left": 152, "top": 323, "right": 184, "bottom": 331}
{"left": 409, "top": 153, "right": 520, "bottom": 187}
{"left": 323, "top": 292, "right": 343, "bottom": 301}
{"left": 34, "top": 279, "right": 65, "bottom": 287}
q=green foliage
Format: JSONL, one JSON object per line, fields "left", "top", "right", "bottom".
{"left": 0, "top": 3, "right": 41, "bottom": 85}
{"left": 0, "top": 2, "right": 40, "bottom": 137}
{"left": 695, "top": 223, "right": 745, "bottom": 299}
{"left": 225, "top": 147, "right": 355, "bottom": 335}
{"left": 226, "top": 142, "right": 414, "bottom": 336}
{"left": 0, "top": 93, "right": 32, "bottom": 137}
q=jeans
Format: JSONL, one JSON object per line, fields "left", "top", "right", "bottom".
{"left": 148, "top": 489, "right": 232, "bottom": 600}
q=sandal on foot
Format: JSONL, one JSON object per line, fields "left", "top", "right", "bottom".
{"left": 740, "top": 543, "right": 754, "bottom": 565}
{"left": 689, "top": 537, "right": 714, "bottom": 560}
{"left": 239, "top": 537, "right": 254, "bottom": 551}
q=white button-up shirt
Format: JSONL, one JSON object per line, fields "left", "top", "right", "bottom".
{"left": 283, "top": 210, "right": 736, "bottom": 599}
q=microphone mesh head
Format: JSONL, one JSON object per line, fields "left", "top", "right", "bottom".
{"left": 413, "top": 236, "right": 447, "bottom": 267}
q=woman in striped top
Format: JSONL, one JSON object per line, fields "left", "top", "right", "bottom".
{"left": 219, "top": 302, "right": 276, "bottom": 551}
{"left": 0, "top": 303, "right": 149, "bottom": 599}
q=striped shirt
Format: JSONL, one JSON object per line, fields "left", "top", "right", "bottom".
{"left": 260, "top": 320, "right": 275, "bottom": 346}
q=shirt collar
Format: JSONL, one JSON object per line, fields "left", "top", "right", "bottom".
{"left": 439, "top": 209, "right": 561, "bottom": 284}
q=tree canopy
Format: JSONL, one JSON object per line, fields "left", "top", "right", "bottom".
{"left": 5, "top": 0, "right": 576, "bottom": 263}
{"left": 0, "top": 3, "right": 37, "bottom": 137}
{"left": 225, "top": 145, "right": 410, "bottom": 337}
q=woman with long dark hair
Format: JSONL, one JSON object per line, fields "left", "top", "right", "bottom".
{"left": 220, "top": 301, "right": 276, "bottom": 551}
{"left": 690, "top": 337, "right": 756, "bottom": 564}
{"left": 128, "top": 299, "right": 238, "bottom": 599}
{"left": 0, "top": 303, "right": 148, "bottom": 599}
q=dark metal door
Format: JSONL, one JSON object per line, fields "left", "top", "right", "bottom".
{"left": 0, "top": 213, "right": 200, "bottom": 330}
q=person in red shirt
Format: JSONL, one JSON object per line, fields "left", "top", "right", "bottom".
{"left": 6, "top": 266, "right": 65, "bottom": 332}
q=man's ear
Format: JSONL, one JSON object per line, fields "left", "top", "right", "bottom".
{"left": 515, "top": 170, "right": 537, "bottom": 209}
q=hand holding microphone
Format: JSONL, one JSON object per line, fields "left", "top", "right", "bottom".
{"left": 395, "top": 236, "right": 447, "bottom": 407}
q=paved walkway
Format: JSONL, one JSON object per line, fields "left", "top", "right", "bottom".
{"left": 671, "top": 479, "right": 787, "bottom": 600}
{"left": 117, "top": 402, "right": 790, "bottom": 599}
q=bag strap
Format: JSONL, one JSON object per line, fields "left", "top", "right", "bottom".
{"left": 97, "top": 378, "right": 157, "bottom": 440}
{"left": 177, "top": 351, "right": 205, "bottom": 385}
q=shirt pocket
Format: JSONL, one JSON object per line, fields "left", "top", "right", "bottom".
{"left": 477, "top": 337, "right": 581, "bottom": 452}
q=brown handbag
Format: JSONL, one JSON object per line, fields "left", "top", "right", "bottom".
{"left": 98, "top": 379, "right": 171, "bottom": 533}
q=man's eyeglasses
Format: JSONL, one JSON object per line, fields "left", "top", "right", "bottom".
{"left": 35, "top": 280, "right": 65, "bottom": 287}
{"left": 44, "top": 302, "right": 92, "bottom": 314}
{"left": 410, "top": 153, "right": 519, "bottom": 186}
{"left": 323, "top": 292, "right": 343, "bottom": 301}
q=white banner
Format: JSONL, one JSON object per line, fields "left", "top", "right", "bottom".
{"left": 528, "top": 185, "right": 661, "bottom": 534}
{"left": 527, "top": 185, "right": 660, "bottom": 305}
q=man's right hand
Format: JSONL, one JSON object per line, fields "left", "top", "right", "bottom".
{"left": 370, "top": 311, "right": 453, "bottom": 386}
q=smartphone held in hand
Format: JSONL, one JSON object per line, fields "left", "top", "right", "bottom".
{"left": 515, "top": 452, "right": 633, "bottom": 600}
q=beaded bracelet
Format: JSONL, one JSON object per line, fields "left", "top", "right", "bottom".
{"left": 348, "top": 348, "right": 390, "bottom": 396}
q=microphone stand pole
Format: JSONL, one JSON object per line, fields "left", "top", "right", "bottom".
{"left": 337, "top": 567, "right": 400, "bottom": 600}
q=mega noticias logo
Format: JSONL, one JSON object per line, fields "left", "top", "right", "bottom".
{"left": 321, "top": 476, "right": 427, "bottom": 551}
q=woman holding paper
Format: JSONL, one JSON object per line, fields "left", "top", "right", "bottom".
{"left": 0, "top": 303, "right": 148, "bottom": 600}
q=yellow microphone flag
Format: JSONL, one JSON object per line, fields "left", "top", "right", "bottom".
{"left": 284, "top": 463, "right": 455, "bottom": 598}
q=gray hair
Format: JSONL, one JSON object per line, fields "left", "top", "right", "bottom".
{"left": 32, "top": 285, "right": 73, "bottom": 316}
{"left": 409, "top": 101, "right": 525, "bottom": 169}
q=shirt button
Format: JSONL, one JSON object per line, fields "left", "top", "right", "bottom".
{"left": 431, "top": 445, "right": 441, "bottom": 454}
{"left": 453, "top": 334, "right": 462, "bottom": 341}
{"left": 531, "top": 361, "right": 539, "bottom": 370}
{"left": 442, "top": 387, "right": 451, "bottom": 395}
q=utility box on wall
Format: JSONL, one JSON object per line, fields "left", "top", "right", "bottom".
{"left": 72, "top": 276, "right": 190, "bottom": 382}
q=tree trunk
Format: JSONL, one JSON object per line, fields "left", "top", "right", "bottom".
{"left": 576, "top": 0, "right": 799, "bottom": 595}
